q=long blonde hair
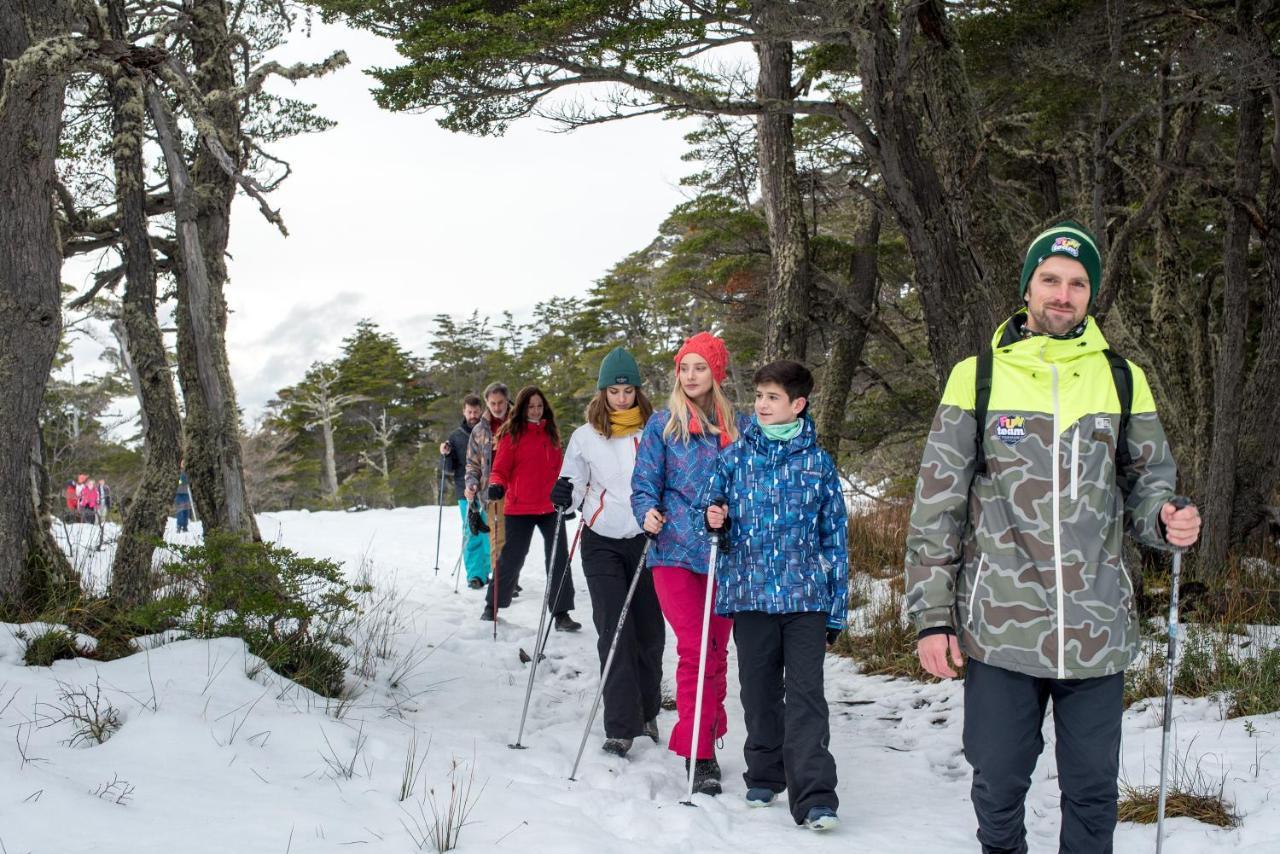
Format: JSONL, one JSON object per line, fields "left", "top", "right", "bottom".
{"left": 662, "top": 380, "right": 739, "bottom": 444}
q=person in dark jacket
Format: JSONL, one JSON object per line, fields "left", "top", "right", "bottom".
{"left": 705, "top": 360, "right": 848, "bottom": 830}
{"left": 483, "top": 386, "right": 580, "bottom": 631}
{"left": 441, "top": 394, "right": 488, "bottom": 588}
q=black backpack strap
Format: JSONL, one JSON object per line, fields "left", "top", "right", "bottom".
{"left": 1103, "top": 348, "right": 1133, "bottom": 475}
{"left": 973, "top": 349, "right": 994, "bottom": 476}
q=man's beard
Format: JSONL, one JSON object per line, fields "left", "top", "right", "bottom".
{"left": 1030, "top": 305, "right": 1085, "bottom": 336}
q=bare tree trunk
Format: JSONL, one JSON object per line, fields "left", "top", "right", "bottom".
{"left": 754, "top": 12, "right": 811, "bottom": 361}
{"left": 322, "top": 420, "right": 339, "bottom": 501}
{"left": 174, "top": 0, "right": 258, "bottom": 538}
{"left": 848, "top": 0, "right": 1012, "bottom": 384}
{"left": 0, "top": 0, "right": 77, "bottom": 609}
{"left": 816, "top": 210, "right": 881, "bottom": 458}
{"left": 1229, "top": 74, "right": 1280, "bottom": 546}
{"left": 106, "top": 0, "right": 183, "bottom": 606}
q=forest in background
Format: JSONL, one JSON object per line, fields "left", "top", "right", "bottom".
{"left": 5, "top": 0, "right": 1280, "bottom": 614}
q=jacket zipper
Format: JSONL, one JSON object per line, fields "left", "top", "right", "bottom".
{"left": 967, "top": 554, "right": 988, "bottom": 628}
{"left": 1070, "top": 425, "right": 1080, "bottom": 501}
{"left": 1120, "top": 560, "right": 1134, "bottom": 610}
{"left": 1046, "top": 345, "right": 1066, "bottom": 679}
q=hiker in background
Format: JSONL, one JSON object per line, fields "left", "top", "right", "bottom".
{"left": 442, "top": 394, "right": 489, "bottom": 588}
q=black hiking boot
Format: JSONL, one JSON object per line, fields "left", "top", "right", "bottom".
{"left": 642, "top": 717, "right": 660, "bottom": 744}
{"left": 480, "top": 604, "right": 495, "bottom": 621}
{"left": 602, "top": 737, "right": 632, "bottom": 757}
{"left": 685, "top": 757, "right": 722, "bottom": 796}
{"left": 553, "top": 612, "right": 581, "bottom": 632}
{"left": 468, "top": 578, "right": 484, "bottom": 590}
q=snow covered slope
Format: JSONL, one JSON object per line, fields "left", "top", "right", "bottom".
{"left": 1, "top": 509, "right": 1275, "bottom": 852}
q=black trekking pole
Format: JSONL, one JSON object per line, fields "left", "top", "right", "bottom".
{"left": 508, "top": 507, "right": 568, "bottom": 749}
{"left": 1156, "top": 496, "right": 1193, "bottom": 854}
{"left": 519, "top": 512, "right": 586, "bottom": 664}
{"left": 569, "top": 534, "right": 655, "bottom": 780}
{"left": 433, "top": 462, "right": 447, "bottom": 575}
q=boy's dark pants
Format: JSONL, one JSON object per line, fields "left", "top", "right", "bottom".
{"left": 580, "top": 528, "right": 664, "bottom": 738}
{"left": 963, "top": 658, "right": 1123, "bottom": 854}
{"left": 732, "top": 610, "right": 838, "bottom": 824}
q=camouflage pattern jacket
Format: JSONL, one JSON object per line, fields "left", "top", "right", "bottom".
{"left": 464, "top": 415, "right": 502, "bottom": 496}
{"left": 905, "top": 313, "right": 1177, "bottom": 679}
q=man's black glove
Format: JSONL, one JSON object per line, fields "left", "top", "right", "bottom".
{"left": 825, "top": 628, "right": 842, "bottom": 648}
{"left": 487, "top": 483, "right": 505, "bottom": 501}
{"left": 550, "top": 476, "right": 574, "bottom": 511}
{"left": 468, "top": 500, "right": 489, "bottom": 535}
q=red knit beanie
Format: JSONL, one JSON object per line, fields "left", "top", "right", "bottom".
{"left": 674, "top": 331, "right": 729, "bottom": 384}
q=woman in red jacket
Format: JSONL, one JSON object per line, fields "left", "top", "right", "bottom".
{"left": 483, "top": 386, "right": 581, "bottom": 632}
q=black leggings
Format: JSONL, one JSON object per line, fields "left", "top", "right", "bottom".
{"left": 490, "top": 513, "right": 574, "bottom": 614}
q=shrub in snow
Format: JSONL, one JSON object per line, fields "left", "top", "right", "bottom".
{"left": 20, "top": 627, "right": 81, "bottom": 666}
{"left": 153, "top": 532, "right": 367, "bottom": 697}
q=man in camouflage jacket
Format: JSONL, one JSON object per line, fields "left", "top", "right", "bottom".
{"left": 904, "top": 221, "right": 1201, "bottom": 854}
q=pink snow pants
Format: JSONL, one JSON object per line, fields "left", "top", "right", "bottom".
{"left": 652, "top": 564, "right": 733, "bottom": 760}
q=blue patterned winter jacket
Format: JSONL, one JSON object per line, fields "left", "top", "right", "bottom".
{"left": 703, "top": 417, "right": 850, "bottom": 628}
{"left": 631, "top": 409, "right": 751, "bottom": 574}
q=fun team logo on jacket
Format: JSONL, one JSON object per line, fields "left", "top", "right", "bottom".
{"left": 1051, "top": 236, "right": 1081, "bottom": 257}
{"left": 995, "top": 415, "right": 1027, "bottom": 445}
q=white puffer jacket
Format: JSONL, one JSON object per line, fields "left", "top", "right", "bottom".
{"left": 559, "top": 423, "right": 644, "bottom": 540}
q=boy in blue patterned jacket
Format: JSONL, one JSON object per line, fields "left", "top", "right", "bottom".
{"left": 704, "top": 360, "right": 848, "bottom": 831}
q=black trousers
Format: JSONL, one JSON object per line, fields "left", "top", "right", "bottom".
{"left": 963, "top": 658, "right": 1124, "bottom": 854}
{"left": 489, "top": 513, "right": 573, "bottom": 614}
{"left": 580, "top": 528, "right": 665, "bottom": 739}
{"left": 732, "top": 611, "right": 838, "bottom": 824}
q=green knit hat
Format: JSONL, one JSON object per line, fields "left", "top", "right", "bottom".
{"left": 1019, "top": 221, "right": 1102, "bottom": 304}
{"left": 598, "top": 346, "right": 642, "bottom": 390}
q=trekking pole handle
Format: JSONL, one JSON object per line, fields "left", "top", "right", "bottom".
{"left": 1170, "top": 495, "right": 1191, "bottom": 510}
{"left": 706, "top": 497, "right": 729, "bottom": 547}
{"left": 645, "top": 505, "right": 665, "bottom": 540}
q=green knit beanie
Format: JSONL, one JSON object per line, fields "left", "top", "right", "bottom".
{"left": 598, "top": 346, "right": 642, "bottom": 390}
{"left": 1019, "top": 221, "right": 1102, "bottom": 304}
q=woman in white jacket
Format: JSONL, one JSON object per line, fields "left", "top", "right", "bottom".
{"left": 551, "top": 347, "right": 665, "bottom": 757}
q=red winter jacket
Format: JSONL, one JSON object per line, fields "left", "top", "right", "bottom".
{"left": 488, "top": 421, "right": 562, "bottom": 516}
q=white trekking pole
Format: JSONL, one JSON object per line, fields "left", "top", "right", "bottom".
{"left": 569, "top": 535, "right": 655, "bottom": 780}
{"left": 508, "top": 507, "right": 567, "bottom": 749}
{"left": 683, "top": 500, "right": 726, "bottom": 805}
{"left": 1156, "top": 497, "right": 1193, "bottom": 853}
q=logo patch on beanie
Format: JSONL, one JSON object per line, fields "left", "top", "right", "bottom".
{"left": 1051, "top": 236, "right": 1081, "bottom": 257}
{"left": 614, "top": 375, "right": 629, "bottom": 384}
{"left": 995, "top": 415, "right": 1027, "bottom": 446}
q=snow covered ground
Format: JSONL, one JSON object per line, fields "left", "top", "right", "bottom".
{"left": 2, "top": 509, "right": 1277, "bottom": 852}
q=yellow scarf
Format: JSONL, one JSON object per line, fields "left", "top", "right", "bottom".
{"left": 608, "top": 406, "right": 644, "bottom": 437}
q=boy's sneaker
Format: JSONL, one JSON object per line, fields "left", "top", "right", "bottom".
{"left": 745, "top": 787, "right": 776, "bottom": 808}
{"left": 602, "top": 738, "right": 632, "bottom": 757}
{"left": 467, "top": 578, "right": 485, "bottom": 589}
{"left": 803, "top": 806, "right": 839, "bottom": 831}
{"left": 684, "top": 757, "right": 722, "bottom": 796}
{"left": 642, "top": 717, "right": 660, "bottom": 744}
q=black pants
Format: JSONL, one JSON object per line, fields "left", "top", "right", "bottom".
{"left": 963, "top": 658, "right": 1124, "bottom": 854}
{"left": 732, "top": 611, "right": 837, "bottom": 824}
{"left": 580, "top": 527, "right": 664, "bottom": 739}
{"left": 490, "top": 512, "right": 573, "bottom": 614}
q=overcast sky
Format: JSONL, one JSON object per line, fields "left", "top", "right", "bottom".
{"left": 67, "top": 19, "right": 701, "bottom": 422}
